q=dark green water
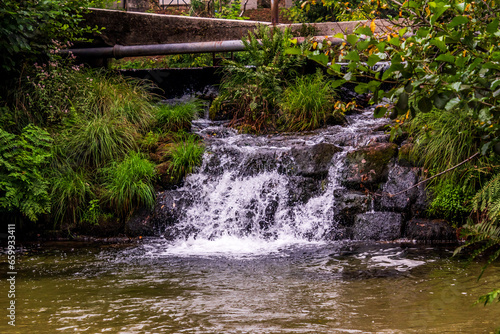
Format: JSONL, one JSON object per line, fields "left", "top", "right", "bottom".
{"left": 1, "top": 240, "right": 499, "bottom": 333}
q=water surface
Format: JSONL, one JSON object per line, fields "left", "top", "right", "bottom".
{"left": 1, "top": 240, "right": 499, "bottom": 333}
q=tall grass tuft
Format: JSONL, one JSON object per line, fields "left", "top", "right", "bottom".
{"left": 73, "top": 70, "right": 156, "bottom": 131}
{"left": 154, "top": 101, "right": 200, "bottom": 132}
{"left": 50, "top": 167, "right": 93, "bottom": 226}
{"left": 65, "top": 114, "right": 138, "bottom": 169}
{"left": 279, "top": 72, "right": 338, "bottom": 132}
{"left": 102, "top": 151, "right": 157, "bottom": 217}
{"left": 168, "top": 135, "right": 205, "bottom": 181}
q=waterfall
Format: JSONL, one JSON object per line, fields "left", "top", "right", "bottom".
{"left": 156, "top": 109, "right": 390, "bottom": 256}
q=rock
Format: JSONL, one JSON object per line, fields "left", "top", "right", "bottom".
{"left": 287, "top": 176, "right": 322, "bottom": 205}
{"left": 342, "top": 142, "right": 398, "bottom": 189}
{"left": 290, "top": 142, "right": 342, "bottom": 177}
{"left": 150, "top": 190, "right": 191, "bottom": 232}
{"left": 411, "top": 180, "right": 432, "bottom": 218}
{"left": 334, "top": 189, "right": 371, "bottom": 226}
{"left": 405, "top": 219, "right": 457, "bottom": 242}
{"left": 125, "top": 207, "right": 156, "bottom": 236}
{"left": 398, "top": 142, "right": 417, "bottom": 167}
{"left": 377, "top": 165, "right": 418, "bottom": 212}
{"left": 352, "top": 212, "right": 403, "bottom": 240}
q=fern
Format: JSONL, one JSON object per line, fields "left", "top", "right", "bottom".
{"left": 0, "top": 125, "right": 53, "bottom": 221}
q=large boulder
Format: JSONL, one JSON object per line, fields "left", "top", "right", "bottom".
{"left": 352, "top": 212, "right": 403, "bottom": 240}
{"left": 290, "top": 142, "right": 342, "bottom": 178}
{"left": 405, "top": 219, "right": 457, "bottom": 242}
{"left": 341, "top": 142, "right": 398, "bottom": 189}
{"left": 377, "top": 165, "right": 419, "bottom": 212}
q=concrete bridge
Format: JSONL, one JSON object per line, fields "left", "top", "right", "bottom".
{"left": 83, "top": 8, "right": 396, "bottom": 49}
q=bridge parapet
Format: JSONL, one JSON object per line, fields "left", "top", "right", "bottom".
{"left": 83, "top": 9, "right": 397, "bottom": 47}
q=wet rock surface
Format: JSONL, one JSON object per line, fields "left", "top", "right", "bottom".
{"left": 352, "top": 212, "right": 403, "bottom": 241}
{"left": 341, "top": 142, "right": 398, "bottom": 190}
{"left": 405, "top": 219, "right": 457, "bottom": 242}
{"left": 146, "top": 109, "right": 444, "bottom": 243}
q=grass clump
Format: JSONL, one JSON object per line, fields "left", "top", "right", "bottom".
{"left": 49, "top": 167, "right": 93, "bottom": 226}
{"left": 102, "top": 151, "right": 157, "bottom": 218}
{"left": 280, "top": 71, "right": 344, "bottom": 131}
{"left": 64, "top": 114, "right": 138, "bottom": 169}
{"left": 168, "top": 135, "right": 204, "bottom": 181}
{"left": 154, "top": 101, "right": 201, "bottom": 132}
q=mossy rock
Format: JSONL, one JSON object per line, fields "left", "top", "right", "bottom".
{"left": 341, "top": 142, "right": 398, "bottom": 190}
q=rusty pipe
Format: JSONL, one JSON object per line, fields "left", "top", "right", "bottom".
{"left": 60, "top": 36, "right": 345, "bottom": 59}
{"left": 60, "top": 40, "right": 250, "bottom": 59}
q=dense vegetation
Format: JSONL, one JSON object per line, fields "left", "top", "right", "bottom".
{"left": 284, "top": 0, "right": 500, "bottom": 309}
{"left": 211, "top": 26, "right": 353, "bottom": 133}
{"left": 0, "top": 0, "right": 204, "bottom": 235}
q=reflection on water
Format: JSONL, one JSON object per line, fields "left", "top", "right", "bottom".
{"left": 0, "top": 240, "right": 499, "bottom": 333}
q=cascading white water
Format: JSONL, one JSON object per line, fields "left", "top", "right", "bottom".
{"left": 161, "top": 110, "right": 389, "bottom": 256}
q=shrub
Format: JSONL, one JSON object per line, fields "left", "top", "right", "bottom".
{"left": 102, "top": 151, "right": 157, "bottom": 217}
{"left": 214, "top": 25, "right": 307, "bottom": 132}
{"left": 154, "top": 101, "right": 200, "bottom": 132}
{"left": 280, "top": 71, "right": 342, "bottom": 131}
{"left": 168, "top": 135, "right": 204, "bottom": 181}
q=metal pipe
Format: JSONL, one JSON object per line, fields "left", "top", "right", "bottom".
{"left": 60, "top": 40, "right": 250, "bottom": 59}
{"left": 60, "top": 36, "right": 345, "bottom": 59}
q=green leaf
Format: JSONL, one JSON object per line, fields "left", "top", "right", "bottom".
{"left": 487, "top": 18, "right": 500, "bottom": 34}
{"left": 436, "top": 54, "right": 456, "bottom": 63}
{"left": 374, "top": 106, "right": 387, "bottom": 118}
{"left": 357, "top": 40, "right": 370, "bottom": 51}
{"left": 367, "top": 54, "right": 382, "bottom": 67}
{"left": 344, "top": 51, "right": 360, "bottom": 62}
{"left": 433, "top": 92, "right": 452, "bottom": 109}
{"left": 418, "top": 97, "right": 433, "bottom": 113}
{"left": 285, "top": 47, "right": 302, "bottom": 55}
{"left": 334, "top": 32, "right": 344, "bottom": 39}
{"left": 445, "top": 97, "right": 460, "bottom": 110}
{"left": 354, "top": 26, "right": 373, "bottom": 36}
{"left": 447, "top": 15, "right": 468, "bottom": 28}
{"left": 308, "top": 53, "right": 329, "bottom": 66}
{"left": 430, "top": 39, "right": 446, "bottom": 52}
{"left": 346, "top": 34, "right": 358, "bottom": 45}
{"left": 388, "top": 37, "right": 400, "bottom": 47}
{"left": 329, "top": 63, "right": 341, "bottom": 73}
{"left": 376, "top": 42, "right": 386, "bottom": 52}
{"left": 330, "top": 79, "right": 346, "bottom": 89}
{"left": 395, "top": 92, "right": 409, "bottom": 113}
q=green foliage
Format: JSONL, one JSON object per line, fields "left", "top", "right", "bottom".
{"left": 49, "top": 167, "right": 93, "bottom": 226}
{"left": 408, "top": 110, "right": 481, "bottom": 185}
{"left": 154, "top": 101, "right": 200, "bottom": 132}
{"left": 214, "top": 0, "right": 248, "bottom": 20}
{"left": 284, "top": 0, "right": 395, "bottom": 23}
{"left": 428, "top": 182, "right": 472, "bottom": 224}
{"left": 215, "top": 26, "right": 307, "bottom": 132}
{"left": 110, "top": 53, "right": 214, "bottom": 70}
{"left": 64, "top": 114, "right": 138, "bottom": 169}
{"left": 168, "top": 135, "right": 204, "bottom": 181}
{"left": 280, "top": 71, "right": 344, "bottom": 131}
{"left": 0, "top": 0, "right": 98, "bottom": 82}
{"left": 102, "top": 151, "right": 157, "bottom": 217}
{"left": 477, "top": 289, "right": 500, "bottom": 306}
{"left": 0, "top": 125, "right": 53, "bottom": 221}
